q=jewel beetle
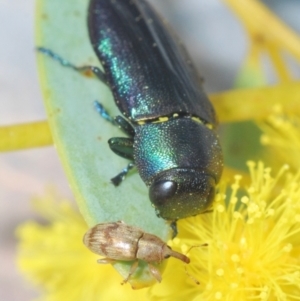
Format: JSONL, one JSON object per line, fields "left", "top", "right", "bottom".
{"left": 83, "top": 221, "right": 190, "bottom": 283}
{"left": 88, "top": 0, "right": 223, "bottom": 220}
{"left": 39, "top": 0, "right": 223, "bottom": 222}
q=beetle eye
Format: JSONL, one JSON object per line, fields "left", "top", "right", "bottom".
{"left": 164, "top": 254, "right": 171, "bottom": 259}
{"left": 149, "top": 180, "right": 177, "bottom": 206}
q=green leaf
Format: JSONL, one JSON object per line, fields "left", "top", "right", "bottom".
{"left": 36, "top": 0, "right": 168, "bottom": 287}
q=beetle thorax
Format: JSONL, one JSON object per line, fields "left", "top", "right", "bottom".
{"left": 136, "top": 233, "right": 165, "bottom": 262}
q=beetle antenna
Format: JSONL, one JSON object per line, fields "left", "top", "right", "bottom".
{"left": 185, "top": 243, "right": 208, "bottom": 256}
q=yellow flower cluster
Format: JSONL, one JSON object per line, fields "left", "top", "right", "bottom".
{"left": 260, "top": 106, "right": 300, "bottom": 173}
{"left": 17, "top": 162, "right": 300, "bottom": 300}
{"left": 16, "top": 195, "right": 147, "bottom": 301}
{"left": 154, "top": 162, "right": 300, "bottom": 300}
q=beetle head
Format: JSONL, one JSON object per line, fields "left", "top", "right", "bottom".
{"left": 149, "top": 169, "right": 215, "bottom": 220}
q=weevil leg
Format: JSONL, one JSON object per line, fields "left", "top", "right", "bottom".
{"left": 121, "top": 260, "right": 139, "bottom": 285}
{"left": 97, "top": 258, "right": 117, "bottom": 264}
{"left": 111, "top": 162, "right": 135, "bottom": 186}
{"left": 37, "top": 47, "right": 107, "bottom": 84}
{"left": 148, "top": 264, "right": 162, "bottom": 283}
{"left": 184, "top": 265, "right": 200, "bottom": 285}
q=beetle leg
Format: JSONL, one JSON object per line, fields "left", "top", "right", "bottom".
{"left": 94, "top": 102, "right": 135, "bottom": 137}
{"left": 114, "top": 116, "right": 135, "bottom": 137}
{"left": 94, "top": 103, "right": 136, "bottom": 186}
{"left": 37, "top": 47, "right": 107, "bottom": 84}
{"left": 108, "top": 137, "right": 134, "bottom": 160}
{"left": 202, "top": 207, "right": 213, "bottom": 214}
{"left": 94, "top": 101, "right": 116, "bottom": 125}
{"left": 170, "top": 220, "right": 178, "bottom": 238}
{"left": 148, "top": 263, "right": 162, "bottom": 283}
{"left": 121, "top": 260, "right": 139, "bottom": 285}
{"left": 111, "top": 162, "right": 135, "bottom": 186}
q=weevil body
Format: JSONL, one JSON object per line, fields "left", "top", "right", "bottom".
{"left": 83, "top": 221, "right": 190, "bottom": 283}
{"left": 88, "top": 0, "right": 223, "bottom": 221}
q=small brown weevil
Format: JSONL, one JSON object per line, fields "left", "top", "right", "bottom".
{"left": 83, "top": 221, "right": 190, "bottom": 283}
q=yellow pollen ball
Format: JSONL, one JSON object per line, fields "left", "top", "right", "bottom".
{"left": 247, "top": 218, "right": 254, "bottom": 224}
{"left": 240, "top": 237, "right": 248, "bottom": 249}
{"left": 231, "top": 183, "right": 239, "bottom": 190}
{"left": 216, "top": 269, "right": 224, "bottom": 276}
{"left": 215, "top": 292, "right": 222, "bottom": 300}
{"left": 283, "top": 243, "right": 293, "bottom": 252}
{"left": 216, "top": 205, "right": 225, "bottom": 212}
{"left": 248, "top": 203, "right": 259, "bottom": 213}
{"left": 246, "top": 161, "right": 255, "bottom": 168}
{"left": 266, "top": 208, "right": 275, "bottom": 216}
{"left": 181, "top": 244, "right": 189, "bottom": 254}
{"left": 248, "top": 187, "right": 256, "bottom": 193}
{"left": 172, "top": 237, "right": 180, "bottom": 244}
{"left": 231, "top": 254, "right": 240, "bottom": 262}
{"left": 273, "top": 104, "right": 282, "bottom": 113}
{"left": 259, "top": 291, "right": 268, "bottom": 300}
{"left": 234, "top": 175, "right": 242, "bottom": 181}
{"left": 233, "top": 211, "right": 242, "bottom": 219}
{"left": 283, "top": 164, "right": 289, "bottom": 170}
{"left": 230, "top": 197, "right": 238, "bottom": 204}
{"left": 260, "top": 135, "right": 270, "bottom": 144}
{"left": 241, "top": 196, "right": 249, "bottom": 204}
{"left": 206, "top": 283, "right": 213, "bottom": 290}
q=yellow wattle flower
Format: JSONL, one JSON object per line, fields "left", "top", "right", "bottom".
{"left": 17, "top": 162, "right": 300, "bottom": 300}
{"left": 150, "top": 162, "right": 300, "bottom": 300}
{"left": 16, "top": 196, "right": 147, "bottom": 301}
{"left": 260, "top": 106, "right": 300, "bottom": 173}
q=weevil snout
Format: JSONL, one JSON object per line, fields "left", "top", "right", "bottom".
{"left": 163, "top": 245, "right": 190, "bottom": 264}
{"left": 149, "top": 169, "right": 215, "bottom": 220}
